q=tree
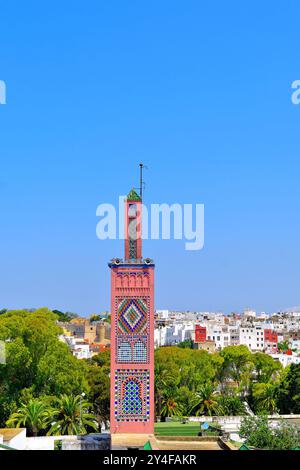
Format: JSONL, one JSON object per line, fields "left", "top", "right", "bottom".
{"left": 277, "top": 363, "right": 300, "bottom": 413}
{"left": 278, "top": 340, "right": 290, "bottom": 352}
{"left": 176, "top": 386, "right": 197, "bottom": 417}
{"left": 154, "top": 362, "right": 178, "bottom": 421}
{"left": 6, "top": 399, "right": 51, "bottom": 437}
{"left": 220, "top": 345, "right": 253, "bottom": 392}
{"left": 155, "top": 346, "right": 222, "bottom": 392}
{"left": 88, "top": 350, "right": 110, "bottom": 368}
{"left": 89, "top": 315, "right": 102, "bottom": 323}
{"left": 252, "top": 383, "right": 278, "bottom": 414}
{"left": 53, "top": 310, "right": 79, "bottom": 322}
{"left": 272, "top": 420, "right": 300, "bottom": 450}
{"left": 86, "top": 365, "right": 110, "bottom": 430}
{"left": 239, "top": 415, "right": 300, "bottom": 450}
{"left": 189, "top": 383, "right": 221, "bottom": 416}
{"left": 252, "top": 352, "right": 282, "bottom": 383}
{"left": 161, "top": 391, "right": 183, "bottom": 418}
{"left": 217, "top": 394, "right": 246, "bottom": 416}
{"left": 0, "top": 309, "right": 89, "bottom": 426}
{"left": 47, "top": 395, "right": 98, "bottom": 436}
{"left": 239, "top": 415, "right": 273, "bottom": 449}
{"left": 35, "top": 341, "right": 88, "bottom": 396}
{"left": 177, "top": 339, "right": 193, "bottom": 349}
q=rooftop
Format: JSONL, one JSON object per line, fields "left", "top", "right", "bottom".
{"left": 0, "top": 428, "right": 25, "bottom": 441}
{"left": 127, "top": 188, "right": 141, "bottom": 201}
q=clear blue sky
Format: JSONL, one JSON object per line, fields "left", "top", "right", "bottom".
{"left": 1, "top": 1, "right": 300, "bottom": 315}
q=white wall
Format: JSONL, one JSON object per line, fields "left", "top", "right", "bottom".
{"left": 25, "top": 435, "right": 77, "bottom": 450}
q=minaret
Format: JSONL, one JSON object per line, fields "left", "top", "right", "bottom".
{"left": 109, "top": 182, "right": 155, "bottom": 435}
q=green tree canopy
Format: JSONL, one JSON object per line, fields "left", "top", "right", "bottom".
{"left": 240, "top": 415, "right": 300, "bottom": 450}
{"left": 0, "top": 309, "right": 89, "bottom": 426}
{"left": 277, "top": 364, "right": 300, "bottom": 414}
{"left": 252, "top": 352, "right": 282, "bottom": 383}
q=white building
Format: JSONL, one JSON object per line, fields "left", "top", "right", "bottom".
{"left": 62, "top": 336, "right": 92, "bottom": 359}
{"left": 243, "top": 308, "right": 257, "bottom": 319}
{"left": 239, "top": 325, "right": 264, "bottom": 351}
{"left": 270, "top": 353, "right": 300, "bottom": 367}
{"left": 206, "top": 325, "right": 230, "bottom": 350}
{"left": 154, "top": 322, "right": 194, "bottom": 347}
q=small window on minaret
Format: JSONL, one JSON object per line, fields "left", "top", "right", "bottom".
{"left": 128, "top": 204, "right": 137, "bottom": 217}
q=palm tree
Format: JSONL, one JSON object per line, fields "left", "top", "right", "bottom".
{"left": 48, "top": 395, "right": 98, "bottom": 435}
{"left": 6, "top": 399, "right": 51, "bottom": 436}
{"left": 217, "top": 394, "right": 246, "bottom": 416}
{"left": 253, "top": 383, "right": 278, "bottom": 414}
{"left": 189, "top": 383, "right": 222, "bottom": 416}
{"left": 161, "top": 392, "right": 183, "bottom": 418}
{"left": 277, "top": 340, "right": 290, "bottom": 352}
{"left": 154, "top": 364, "right": 176, "bottom": 421}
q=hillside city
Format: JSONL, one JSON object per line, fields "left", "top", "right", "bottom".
{"left": 1, "top": 306, "right": 300, "bottom": 451}
{"left": 59, "top": 307, "right": 300, "bottom": 368}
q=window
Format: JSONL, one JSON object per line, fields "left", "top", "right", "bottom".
{"left": 128, "top": 204, "right": 137, "bottom": 217}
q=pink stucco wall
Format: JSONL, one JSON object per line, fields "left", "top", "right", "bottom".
{"left": 110, "top": 265, "right": 155, "bottom": 434}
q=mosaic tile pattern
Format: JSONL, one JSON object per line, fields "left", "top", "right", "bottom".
{"left": 116, "top": 296, "right": 149, "bottom": 364}
{"left": 114, "top": 369, "right": 150, "bottom": 422}
{"left": 129, "top": 239, "right": 137, "bottom": 259}
{"left": 117, "top": 337, "right": 148, "bottom": 363}
{"left": 133, "top": 340, "right": 147, "bottom": 362}
{"left": 117, "top": 340, "right": 132, "bottom": 362}
{"left": 117, "top": 298, "right": 148, "bottom": 335}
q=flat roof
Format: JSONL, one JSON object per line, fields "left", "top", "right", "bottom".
{"left": 0, "top": 428, "right": 25, "bottom": 441}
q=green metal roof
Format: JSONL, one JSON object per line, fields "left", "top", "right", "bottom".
{"left": 239, "top": 443, "right": 251, "bottom": 450}
{"left": 143, "top": 441, "right": 152, "bottom": 450}
{"left": 127, "top": 188, "right": 141, "bottom": 201}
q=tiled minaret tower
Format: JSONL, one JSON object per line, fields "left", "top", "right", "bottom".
{"left": 109, "top": 187, "right": 155, "bottom": 435}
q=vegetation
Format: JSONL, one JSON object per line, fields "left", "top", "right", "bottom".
{"left": 47, "top": 394, "right": 98, "bottom": 435}
{"left": 89, "top": 314, "right": 102, "bottom": 323}
{"left": 0, "top": 308, "right": 109, "bottom": 435}
{"left": 52, "top": 310, "right": 79, "bottom": 323}
{"left": 276, "top": 363, "right": 300, "bottom": 413}
{"left": 6, "top": 399, "right": 50, "bottom": 436}
{"left": 1, "top": 308, "right": 300, "bottom": 444}
{"left": 153, "top": 345, "right": 293, "bottom": 421}
{"left": 277, "top": 340, "right": 290, "bottom": 352}
{"left": 240, "top": 415, "right": 300, "bottom": 450}
{"left": 7, "top": 395, "right": 98, "bottom": 436}
{"left": 189, "top": 383, "right": 221, "bottom": 416}
{"left": 177, "top": 339, "right": 193, "bottom": 349}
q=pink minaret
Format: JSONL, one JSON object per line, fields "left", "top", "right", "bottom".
{"left": 109, "top": 186, "right": 154, "bottom": 435}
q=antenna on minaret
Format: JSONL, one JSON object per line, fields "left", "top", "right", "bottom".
{"left": 139, "top": 162, "right": 147, "bottom": 200}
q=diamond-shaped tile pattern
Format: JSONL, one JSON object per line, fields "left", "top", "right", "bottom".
{"left": 117, "top": 298, "right": 147, "bottom": 334}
